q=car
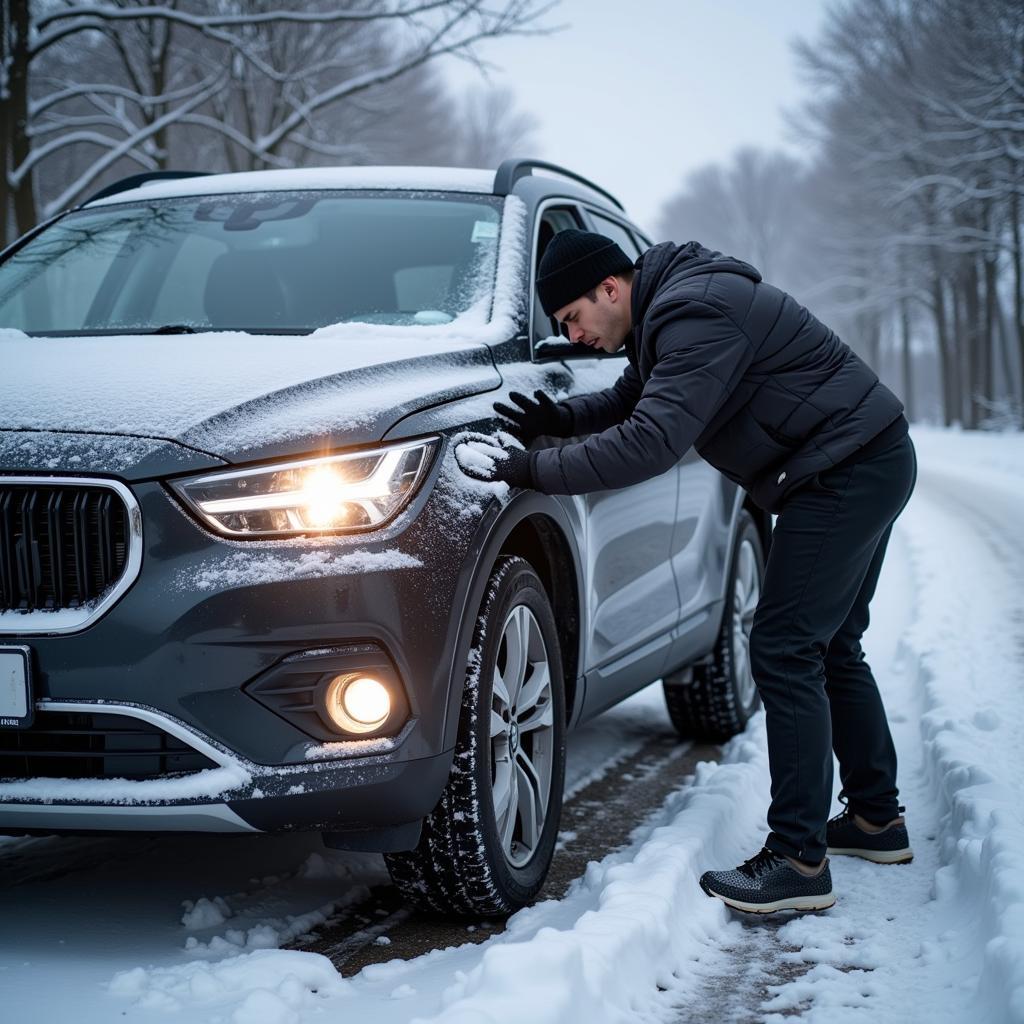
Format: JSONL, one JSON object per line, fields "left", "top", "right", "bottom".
{"left": 0, "top": 159, "right": 769, "bottom": 916}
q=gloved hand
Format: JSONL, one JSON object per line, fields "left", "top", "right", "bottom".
{"left": 493, "top": 389, "right": 574, "bottom": 445}
{"left": 455, "top": 434, "right": 534, "bottom": 489}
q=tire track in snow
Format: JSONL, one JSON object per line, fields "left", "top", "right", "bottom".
{"left": 290, "top": 729, "right": 721, "bottom": 976}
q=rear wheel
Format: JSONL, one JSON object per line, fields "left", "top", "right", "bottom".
{"left": 384, "top": 555, "right": 566, "bottom": 917}
{"left": 663, "top": 510, "right": 764, "bottom": 742}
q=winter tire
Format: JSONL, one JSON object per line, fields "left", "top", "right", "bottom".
{"left": 662, "top": 509, "right": 764, "bottom": 742}
{"left": 384, "top": 555, "right": 566, "bottom": 917}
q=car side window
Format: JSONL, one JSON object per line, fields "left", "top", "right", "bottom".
{"left": 531, "top": 206, "right": 585, "bottom": 345}
{"left": 587, "top": 210, "right": 643, "bottom": 260}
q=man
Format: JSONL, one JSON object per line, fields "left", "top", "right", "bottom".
{"left": 456, "top": 228, "right": 917, "bottom": 914}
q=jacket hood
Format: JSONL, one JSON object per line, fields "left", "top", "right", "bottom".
{"left": 0, "top": 329, "right": 501, "bottom": 468}
{"left": 632, "top": 241, "right": 762, "bottom": 325}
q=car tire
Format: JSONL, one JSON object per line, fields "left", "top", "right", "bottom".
{"left": 384, "top": 555, "right": 566, "bottom": 917}
{"left": 662, "top": 509, "right": 765, "bottom": 742}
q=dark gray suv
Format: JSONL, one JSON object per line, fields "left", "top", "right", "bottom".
{"left": 0, "top": 159, "right": 769, "bottom": 916}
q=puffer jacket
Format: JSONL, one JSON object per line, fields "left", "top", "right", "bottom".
{"left": 530, "top": 240, "right": 905, "bottom": 513}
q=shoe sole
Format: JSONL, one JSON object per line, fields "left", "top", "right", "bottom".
{"left": 700, "top": 882, "right": 836, "bottom": 914}
{"left": 700, "top": 876, "right": 835, "bottom": 917}
{"left": 827, "top": 846, "right": 913, "bottom": 864}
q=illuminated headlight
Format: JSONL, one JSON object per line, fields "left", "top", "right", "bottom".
{"left": 324, "top": 674, "right": 392, "bottom": 733}
{"left": 170, "top": 438, "right": 438, "bottom": 537}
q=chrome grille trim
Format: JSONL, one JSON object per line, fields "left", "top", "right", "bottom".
{"left": 0, "top": 476, "right": 143, "bottom": 635}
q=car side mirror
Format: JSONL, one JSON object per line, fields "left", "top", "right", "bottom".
{"left": 532, "top": 337, "right": 626, "bottom": 362}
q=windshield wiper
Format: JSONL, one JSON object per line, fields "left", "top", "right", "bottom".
{"left": 147, "top": 323, "right": 200, "bottom": 334}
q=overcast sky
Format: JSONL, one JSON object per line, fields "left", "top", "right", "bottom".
{"left": 442, "top": 0, "right": 828, "bottom": 235}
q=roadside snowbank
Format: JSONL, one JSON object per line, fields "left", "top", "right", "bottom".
{"left": 897, "top": 432, "right": 1024, "bottom": 1021}
{"left": 414, "top": 725, "right": 771, "bottom": 1024}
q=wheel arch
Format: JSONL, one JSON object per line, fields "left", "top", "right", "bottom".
{"left": 442, "top": 493, "right": 585, "bottom": 751}
{"left": 722, "top": 487, "right": 772, "bottom": 605}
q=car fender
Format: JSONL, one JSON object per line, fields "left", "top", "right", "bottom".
{"left": 439, "top": 489, "right": 587, "bottom": 751}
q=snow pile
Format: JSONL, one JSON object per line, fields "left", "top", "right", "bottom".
{"left": 894, "top": 431, "right": 1024, "bottom": 1020}
{"left": 412, "top": 723, "right": 772, "bottom": 1024}
{"left": 183, "top": 905, "right": 335, "bottom": 957}
{"left": 109, "top": 949, "right": 351, "bottom": 1020}
{"left": 182, "top": 896, "right": 234, "bottom": 930}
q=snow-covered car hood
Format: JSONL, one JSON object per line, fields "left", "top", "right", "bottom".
{"left": 0, "top": 329, "right": 502, "bottom": 471}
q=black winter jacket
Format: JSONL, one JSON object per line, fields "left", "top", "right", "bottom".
{"left": 530, "top": 241, "right": 905, "bottom": 513}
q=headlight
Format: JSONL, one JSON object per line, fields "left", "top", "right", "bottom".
{"left": 170, "top": 437, "right": 438, "bottom": 538}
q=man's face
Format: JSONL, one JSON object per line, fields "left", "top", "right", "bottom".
{"left": 553, "top": 276, "right": 631, "bottom": 354}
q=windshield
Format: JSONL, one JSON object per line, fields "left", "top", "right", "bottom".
{"left": 0, "top": 191, "right": 504, "bottom": 335}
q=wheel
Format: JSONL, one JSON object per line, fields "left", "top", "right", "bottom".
{"left": 662, "top": 509, "right": 765, "bottom": 742}
{"left": 384, "top": 555, "right": 566, "bottom": 917}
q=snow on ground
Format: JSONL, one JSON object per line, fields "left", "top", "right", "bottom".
{"left": 3, "top": 426, "right": 1022, "bottom": 1023}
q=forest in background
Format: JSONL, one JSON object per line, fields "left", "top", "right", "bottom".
{"left": 658, "top": 0, "right": 1024, "bottom": 429}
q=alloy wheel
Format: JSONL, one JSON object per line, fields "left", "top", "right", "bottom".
{"left": 489, "top": 602, "right": 556, "bottom": 868}
{"left": 731, "top": 536, "right": 760, "bottom": 709}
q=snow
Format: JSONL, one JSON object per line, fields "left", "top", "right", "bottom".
{"left": 302, "top": 733, "right": 404, "bottom": 761}
{"left": 452, "top": 431, "right": 522, "bottom": 481}
{"left": 0, "top": 763, "right": 251, "bottom": 805}
{"left": 84, "top": 167, "right": 498, "bottom": 208}
{"left": 182, "top": 896, "right": 234, "bottom": 930}
{"left": 176, "top": 548, "right": 423, "bottom": 592}
{"left": 0, "top": 428, "right": 206, "bottom": 476}
{"left": 0, "top": 330, "right": 493, "bottom": 447}
{"left": 2, "top": 425, "right": 1022, "bottom": 1023}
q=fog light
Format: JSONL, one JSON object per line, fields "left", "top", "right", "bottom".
{"left": 324, "top": 674, "right": 391, "bottom": 734}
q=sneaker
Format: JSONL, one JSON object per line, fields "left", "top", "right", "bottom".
{"left": 826, "top": 795, "right": 913, "bottom": 864}
{"left": 699, "top": 847, "right": 835, "bottom": 914}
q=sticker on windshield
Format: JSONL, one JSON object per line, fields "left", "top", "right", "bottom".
{"left": 471, "top": 220, "right": 499, "bottom": 243}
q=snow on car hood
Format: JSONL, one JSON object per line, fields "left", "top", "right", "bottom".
{"left": 0, "top": 328, "right": 502, "bottom": 465}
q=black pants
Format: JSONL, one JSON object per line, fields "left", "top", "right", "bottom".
{"left": 750, "top": 432, "right": 918, "bottom": 864}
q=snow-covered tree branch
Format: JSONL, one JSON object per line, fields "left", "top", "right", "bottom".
{"left": 1, "top": 0, "right": 557, "bottom": 248}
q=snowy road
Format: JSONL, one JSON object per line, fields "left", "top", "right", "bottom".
{"left": 2, "top": 427, "right": 1022, "bottom": 1024}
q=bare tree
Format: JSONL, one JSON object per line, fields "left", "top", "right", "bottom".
{"left": 789, "top": 0, "right": 1023, "bottom": 427}
{"left": 1, "top": 0, "right": 558, "bottom": 248}
{"left": 447, "top": 83, "right": 539, "bottom": 167}
{"left": 656, "top": 147, "right": 807, "bottom": 289}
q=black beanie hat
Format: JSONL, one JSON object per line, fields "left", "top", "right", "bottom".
{"left": 536, "top": 229, "right": 635, "bottom": 317}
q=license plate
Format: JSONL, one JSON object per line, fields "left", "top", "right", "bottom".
{"left": 0, "top": 646, "right": 33, "bottom": 729}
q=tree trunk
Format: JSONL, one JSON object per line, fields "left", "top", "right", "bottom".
{"left": 1012, "top": 189, "right": 1024, "bottom": 411}
{"left": 899, "top": 294, "right": 915, "bottom": 422}
{"left": 930, "top": 274, "right": 955, "bottom": 426}
{"left": 982, "top": 249, "right": 999, "bottom": 418}
{"left": 963, "top": 255, "right": 982, "bottom": 429}
{"left": 2, "top": 0, "right": 35, "bottom": 247}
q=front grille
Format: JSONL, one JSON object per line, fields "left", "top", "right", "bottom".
{"left": 0, "top": 482, "right": 130, "bottom": 613}
{"left": 0, "top": 710, "right": 218, "bottom": 781}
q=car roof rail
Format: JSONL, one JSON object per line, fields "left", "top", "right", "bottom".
{"left": 493, "top": 158, "right": 624, "bottom": 211}
{"left": 79, "top": 170, "right": 211, "bottom": 207}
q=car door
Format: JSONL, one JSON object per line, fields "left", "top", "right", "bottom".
{"left": 530, "top": 203, "right": 682, "bottom": 717}
{"left": 587, "top": 211, "right": 729, "bottom": 668}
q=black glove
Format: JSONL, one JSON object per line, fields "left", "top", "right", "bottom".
{"left": 493, "top": 389, "right": 574, "bottom": 444}
{"left": 455, "top": 436, "right": 535, "bottom": 489}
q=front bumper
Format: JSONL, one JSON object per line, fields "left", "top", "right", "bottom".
{"left": 0, "top": 452, "right": 477, "bottom": 836}
{"left": 0, "top": 698, "right": 454, "bottom": 836}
